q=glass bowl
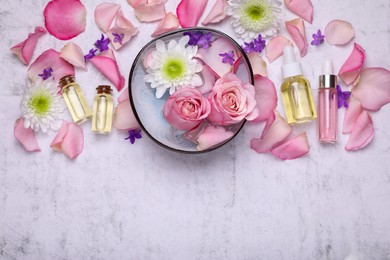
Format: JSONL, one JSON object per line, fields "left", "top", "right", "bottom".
{"left": 128, "top": 27, "right": 254, "bottom": 153}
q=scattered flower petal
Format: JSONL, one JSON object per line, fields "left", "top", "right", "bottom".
{"left": 202, "top": 0, "right": 227, "bottom": 25}
{"left": 196, "top": 61, "right": 216, "bottom": 94}
{"left": 196, "top": 125, "right": 234, "bottom": 151}
{"left": 107, "top": 10, "right": 139, "bottom": 50}
{"left": 247, "top": 52, "right": 267, "bottom": 77}
{"left": 10, "top": 27, "right": 46, "bottom": 65}
{"left": 325, "top": 19, "right": 355, "bottom": 46}
{"left": 125, "top": 129, "right": 142, "bottom": 144}
{"left": 242, "top": 34, "right": 266, "bottom": 54}
{"left": 14, "top": 118, "right": 41, "bottom": 152}
{"left": 352, "top": 67, "right": 390, "bottom": 111}
{"left": 219, "top": 51, "right": 235, "bottom": 66}
{"left": 284, "top": 0, "right": 313, "bottom": 23}
{"left": 94, "top": 34, "right": 110, "bottom": 52}
{"left": 38, "top": 67, "right": 53, "bottom": 80}
{"left": 151, "top": 12, "right": 179, "bottom": 37}
{"left": 338, "top": 43, "right": 365, "bottom": 85}
{"left": 84, "top": 49, "right": 98, "bottom": 61}
{"left": 311, "top": 29, "right": 325, "bottom": 46}
{"left": 117, "top": 87, "right": 130, "bottom": 103}
{"left": 177, "top": 0, "right": 208, "bottom": 28}
{"left": 342, "top": 97, "right": 363, "bottom": 134}
{"left": 114, "top": 100, "right": 140, "bottom": 130}
{"left": 285, "top": 18, "right": 308, "bottom": 57}
{"left": 50, "top": 120, "right": 84, "bottom": 159}
{"left": 337, "top": 85, "right": 351, "bottom": 108}
{"left": 60, "top": 42, "right": 87, "bottom": 71}
{"left": 131, "top": 0, "right": 167, "bottom": 22}
{"left": 252, "top": 75, "right": 277, "bottom": 122}
{"left": 44, "top": 0, "right": 86, "bottom": 40}
{"left": 345, "top": 110, "right": 374, "bottom": 151}
{"left": 265, "top": 35, "right": 292, "bottom": 63}
{"left": 94, "top": 2, "right": 121, "bottom": 33}
{"left": 270, "top": 132, "right": 310, "bottom": 160}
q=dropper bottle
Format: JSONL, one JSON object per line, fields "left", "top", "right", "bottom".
{"left": 281, "top": 46, "right": 317, "bottom": 124}
{"left": 318, "top": 60, "right": 338, "bottom": 143}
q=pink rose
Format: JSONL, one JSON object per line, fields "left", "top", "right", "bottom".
{"left": 207, "top": 73, "right": 259, "bottom": 126}
{"left": 163, "top": 87, "right": 211, "bottom": 130}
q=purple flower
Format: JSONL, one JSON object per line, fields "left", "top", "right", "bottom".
{"left": 219, "top": 51, "right": 235, "bottom": 66}
{"left": 84, "top": 48, "right": 98, "bottom": 61}
{"left": 337, "top": 85, "right": 351, "bottom": 108}
{"left": 38, "top": 67, "right": 53, "bottom": 80}
{"left": 242, "top": 34, "right": 266, "bottom": 53}
{"left": 197, "top": 32, "right": 212, "bottom": 49}
{"left": 311, "top": 29, "right": 325, "bottom": 46}
{"left": 112, "top": 32, "right": 124, "bottom": 45}
{"left": 184, "top": 31, "right": 203, "bottom": 46}
{"left": 125, "top": 129, "right": 142, "bottom": 144}
{"left": 94, "top": 34, "right": 110, "bottom": 52}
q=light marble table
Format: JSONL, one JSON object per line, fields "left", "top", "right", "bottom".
{"left": 1, "top": 0, "right": 389, "bottom": 259}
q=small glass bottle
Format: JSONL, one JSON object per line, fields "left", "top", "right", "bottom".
{"left": 281, "top": 46, "right": 317, "bottom": 124}
{"left": 318, "top": 60, "right": 338, "bottom": 143}
{"left": 59, "top": 75, "right": 92, "bottom": 124}
{"left": 92, "top": 85, "right": 114, "bottom": 134}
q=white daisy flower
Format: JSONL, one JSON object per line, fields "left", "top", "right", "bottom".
{"left": 21, "top": 79, "right": 65, "bottom": 133}
{"left": 145, "top": 36, "right": 203, "bottom": 99}
{"left": 227, "top": 0, "right": 283, "bottom": 41}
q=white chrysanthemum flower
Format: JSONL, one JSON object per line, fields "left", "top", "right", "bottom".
{"left": 227, "top": 0, "right": 283, "bottom": 41}
{"left": 21, "top": 79, "right": 65, "bottom": 133}
{"left": 145, "top": 36, "right": 203, "bottom": 99}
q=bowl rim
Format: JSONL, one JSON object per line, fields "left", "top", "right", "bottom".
{"left": 128, "top": 27, "right": 254, "bottom": 154}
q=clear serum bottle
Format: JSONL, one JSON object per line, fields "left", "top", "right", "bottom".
{"left": 92, "top": 85, "right": 114, "bottom": 134}
{"left": 281, "top": 46, "right": 317, "bottom": 124}
{"left": 318, "top": 60, "right": 338, "bottom": 143}
{"left": 59, "top": 75, "right": 92, "bottom": 124}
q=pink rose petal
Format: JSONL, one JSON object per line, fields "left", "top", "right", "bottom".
{"left": 151, "top": 12, "right": 179, "bottom": 37}
{"left": 28, "top": 49, "right": 75, "bottom": 82}
{"left": 342, "top": 97, "right": 363, "bottom": 134}
{"left": 90, "top": 49, "right": 125, "bottom": 91}
{"left": 325, "top": 19, "right": 355, "bottom": 46}
{"left": 284, "top": 0, "right": 313, "bottom": 23}
{"left": 247, "top": 52, "right": 267, "bottom": 77}
{"left": 50, "top": 121, "right": 84, "bottom": 159}
{"left": 60, "top": 42, "right": 87, "bottom": 71}
{"left": 14, "top": 118, "right": 41, "bottom": 152}
{"left": 352, "top": 67, "right": 390, "bottom": 111}
{"left": 133, "top": 0, "right": 167, "bottom": 22}
{"left": 197, "top": 62, "right": 216, "bottom": 94}
{"left": 345, "top": 111, "right": 374, "bottom": 151}
{"left": 10, "top": 27, "right": 46, "bottom": 65}
{"left": 176, "top": 0, "right": 208, "bottom": 28}
{"left": 270, "top": 133, "right": 310, "bottom": 160}
{"left": 94, "top": 2, "right": 121, "bottom": 33}
{"left": 250, "top": 111, "right": 292, "bottom": 153}
{"left": 252, "top": 75, "right": 277, "bottom": 122}
{"left": 107, "top": 10, "right": 139, "bottom": 50}
{"left": 265, "top": 35, "right": 292, "bottom": 63}
{"left": 114, "top": 101, "right": 140, "bottom": 130}
{"left": 201, "top": 0, "right": 227, "bottom": 25}
{"left": 44, "top": 0, "right": 86, "bottom": 40}
{"left": 127, "top": 0, "right": 147, "bottom": 8}
{"left": 338, "top": 43, "right": 365, "bottom": 85}
{"left": 285, "top": 18, "right": 308, "bottom": 57}
{"left": 118, "top": 88, "right": 130, "bottom": 103}
{"left": 196, "top": 125, "right": 234, "bottom": 151}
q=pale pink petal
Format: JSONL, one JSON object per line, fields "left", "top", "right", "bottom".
{"left": 10, "top": 27, "right": 46, "bottom": 65}
{"left": 284, "top": 0, "right": 313, "bottom": 23}
{"left": 14, "top": 118, "right": 41, "bottom": 152}
{"left": 252, "top": 75, "right": 277, "bottom": 122}
{"left": 134, "top": 1, "right": 167, "bottom": 22}
{"left": 338, "top": 43, "right": 365, "bottom": 85}
{"left": 325, "top": 19, "right": 355, "bottom": 46}
{"left": 151, "top": 12, "right": 179, "bottom": 37}
{"left": 197, "top": 63, "right": 216, "bottom": 94}
{"left": 127, "top": 0, "right": 147, "bottom": 8}
{"left": 50, "top": 121, "right": 84, "bottom": 159}
{"left": 285, "top": 18, "right": 308, "bottom": 57}
{"left": 90, "top": 49, "right": 125, "bottom": 91}
{"left": 114, "top": 101, "right": 140, "bottom": 130}
{"left": 94, "top": 2, "right": 120, "bottom": 33}
{"left": 250, "top": 111, "right": 292, "bottom": 153}
{"left": 176, "top": 0, "right": 208, "bottom": 27}
{"left": 342, "top": 97, "right": 363, "bottom": 134}
{"left": 28, "top": 49, "right": 75, "bottom": 82}
{"left": 143, "top": 48, "right": 155, "bottom": 69}
{"left": 345, "top": 111, "right": 374, "bottom": 151}
{"left": 118, "top": 88, "right": 130, "bottom": 103}
{"left": 352, "top": 67, "right": 390, "bottom": 111}
{"left": 270, "top": 133, "right": 310, "bottom": 160}
{"left": 247, "top": 52, "right": 267, "bottom": 77}
{"left": 265, "top": 35, "right": 292, "bottom": 63}
{"left": 107, "top": 10, "right": 139, "bottom": 50}
{"left": 201, "top": 0, "right": 227, "bottom": 25}
{"left": 196, "top": 37, "right": 241, "bottom": 78}
{"left": 44, "top": 0, "right": 86, "bottom": 40}
{"left": 60, "top": 42, "right": 87, "bottom": 71}
{"left": 196, "top": 125, "right": 234, "bottom": 151}
{"left": 51, "top": 121, "right": 68, "bottom": 152}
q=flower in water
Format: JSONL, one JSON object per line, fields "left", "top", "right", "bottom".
{"left": 125, "top": 129, "right": 142, "bottom": 144}
{"left": 21, "top": 80, "right": 65, "bottom": 132}
{"left": 183, "top": 31, "right": 203, "bottom": 46}
{"left": 94, "top": 34, "right": 110, "bottom": 52}
{"left": 227, "top": 0, "right": 282, "bottom": 41}
{"left": 243, "top": 34, "right": 266, "bottom": 53}
{"left": 112, "top": 32, "right": 124, "bottom": 45}
{"left": 197, "top": 32, "right": 212, "bottom": 48}
{"left": 337, "top": 85, "right": 351, "bottom": 108}
{"left": 144, "top": 36, "right": 203, "bottom": 98}
{"left": 311, "top": 29, "right": 325, "bottom": 46}
{"left": 219, "top": 51, "right": 235, "bottom": 66}
{"left": 84, "top": 49, "right": 98, "bottom": 61}
{"left": 38, "top": 67, "right": 53, "bottom": 80}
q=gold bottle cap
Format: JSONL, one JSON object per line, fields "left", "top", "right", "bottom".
{"left": 96, "top": 85, "right": 113, "bottom": 95}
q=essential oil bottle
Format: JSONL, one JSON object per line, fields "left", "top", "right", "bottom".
{"left": 59, "top": 75, "right": 92, "bottom": 124}
{"left": 318, "top": 60, "right": 338, "bottom": 143}
{"left": 281, "top": 46, "right": 317, "bottom": 124}
{"left": 92, "top": 85, "right": 114, "bottom": 134}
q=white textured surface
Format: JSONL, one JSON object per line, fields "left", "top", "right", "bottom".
{"left": 1, "top": 0, "right": 390, "bottom": 259}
